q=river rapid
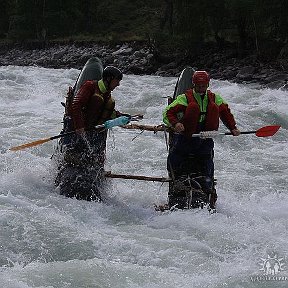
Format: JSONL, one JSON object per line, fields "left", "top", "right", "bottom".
{"left": 0, "top": 65, "right": 288, "bottom": 288}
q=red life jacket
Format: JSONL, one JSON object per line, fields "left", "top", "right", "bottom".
{"left": 71, "top": 80, "right": 115, "bottom": 130}
{"left": 183, "top": 89, "right": 220, "bottom": 137}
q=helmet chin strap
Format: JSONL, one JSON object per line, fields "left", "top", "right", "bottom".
{"left": 103, "top": 79, "right": 111, "bottom": 90}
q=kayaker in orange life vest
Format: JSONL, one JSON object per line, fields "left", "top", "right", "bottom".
{"left": 163, "top": 70, "right": 240, "bottom": 208}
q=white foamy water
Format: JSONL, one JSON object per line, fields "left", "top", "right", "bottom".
{"left": 0, "top": 65, "right": 288, "bottom": 288}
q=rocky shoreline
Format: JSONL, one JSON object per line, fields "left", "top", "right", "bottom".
{"left": 0, "top": 42, "right": 287, "bottom": 90}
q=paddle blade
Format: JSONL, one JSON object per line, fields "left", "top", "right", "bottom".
{"left": 10, "top": 138, "right": 51, "bottom": 151}
{"left": 255, "top": 125, "right": 281, "bottom": 137}
{"left": 104, "top": 116, "right": 130, "bottom": 129}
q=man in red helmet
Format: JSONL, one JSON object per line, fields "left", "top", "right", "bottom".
{"left": 163, "top": 70, "right": 240, "bottom": 209}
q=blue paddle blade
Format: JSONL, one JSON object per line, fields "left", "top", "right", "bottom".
{"left": 104, "top": 116, "right": 130, "bottom": 129}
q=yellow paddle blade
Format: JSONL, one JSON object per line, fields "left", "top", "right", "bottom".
{"left": 9, "top": 138, "right": 51, "bottom": 151}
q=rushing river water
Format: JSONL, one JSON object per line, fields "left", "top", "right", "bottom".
{"left": 0, "top": 65, "right": 288, "bottom": 288}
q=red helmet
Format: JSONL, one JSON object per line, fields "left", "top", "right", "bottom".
{"left": 192, "top": 71, "right": 210, "bottom": 85}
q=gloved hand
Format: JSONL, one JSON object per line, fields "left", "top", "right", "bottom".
{"left": 231, "top": 128, "right": 241, "bottom": 136}
{"left": 174, "top": 122, "right": 185, "bottom": 133}
{"left": 120, "top": 113, "right": 132, "bottom": 120}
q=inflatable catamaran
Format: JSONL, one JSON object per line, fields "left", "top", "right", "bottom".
{"left": 9, "top": 58, "right": 281, "bottom": 212}
{"left": 55, "top": 60, "right": 216, "bottom": 210}
{"left": 54, "top": 57, "right": 107, "bottom": 201}
{"left": 158, "top": 66, "right": 218, "bottom": 211}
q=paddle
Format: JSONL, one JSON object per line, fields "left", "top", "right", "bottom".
{"left": 122, "top": 124, "right": 281, "bottom": 138}
{"left": 192, "top": 125, "right": 281, "bottom": 138}
{"left": 9, "top": 116, "right": 131, "bottom": 151}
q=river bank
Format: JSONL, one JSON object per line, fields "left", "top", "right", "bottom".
{"left": 0, "top": 41, "right": 287, "bottom": 90}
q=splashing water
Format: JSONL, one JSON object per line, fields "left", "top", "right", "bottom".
{"left": 0, "top": 65, "right": 288, "bottom": 288}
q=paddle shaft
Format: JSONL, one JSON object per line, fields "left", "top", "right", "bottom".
{"left": 49, "top": 124, "right": 105, "bottom": 141}
{"left": 105, "top": 172, "right": 171, "bottom": 182}
{"left": 193, "top": 125, "right": 280, "bottom": 138}
{"left": 122, "top": 123, "right": 166, "bottom": 132}
{"left": 9, "top": 125, "right": 104, "bottom": 151}
{"left": 123, "top": 124, "right": 280, "bottom": 138}
{"left": 225, "top": 131, "right": 255, "bottom": 135}
{"left": 54, "top": 116, "right": 133, "bottom": 139}
{"left": 9, "top": 116, "right": 131, "bottom": 151}
{"left": 49, "top": 130, "right": 76, "bottom": 141}
{"left": 122, "top": 124, "right": 254, "bottom": 134}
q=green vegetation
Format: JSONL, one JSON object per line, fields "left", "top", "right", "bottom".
{"left": 1, "top": 0, "right": 288, "bottom": 60}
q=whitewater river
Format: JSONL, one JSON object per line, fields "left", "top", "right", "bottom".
{"left": 0, "top": 65, "right": 287, "bottom": 288}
